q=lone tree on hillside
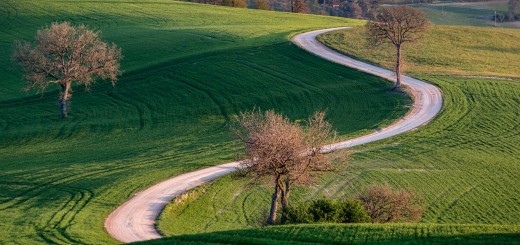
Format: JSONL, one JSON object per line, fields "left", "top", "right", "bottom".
{"left": 366, "top": 6, "right": 429, "bottom": 90}
{"left": 12, "top": 22, "right": 122, "bottom": 118}
{"left": 233, "top": 110, "right": 336, "bottom": 225}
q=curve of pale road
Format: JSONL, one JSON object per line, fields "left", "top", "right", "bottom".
{"left": 104, "top": 27, "right": 443, "bottom": 243}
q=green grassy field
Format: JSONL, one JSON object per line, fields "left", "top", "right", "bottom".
{"left": 414, "top": 1, "right": 520, "bottom": 28}
{"left": 318, "top": 25, "right": 520, "bottom": 78}
{"left": 155, "top": 26, "right": 520, "bottom": 241}
{"left": 0, "top": 1, "right": 417, "bottom": 244}
{"left": 140, "top": 224, "right": 520, "bottom": 244}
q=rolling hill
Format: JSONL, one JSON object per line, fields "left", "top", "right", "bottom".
{"left": 0, "top": 0, "right": 413, "bottom": 244}
{"left": 154, "top": 21, "right": 520, "bottom": 243}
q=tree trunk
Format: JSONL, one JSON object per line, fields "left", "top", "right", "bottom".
{"left": 394, "top": 44, "right": 402, "bottom": 90}
{"left": 60, "top": 81, "right": 71, "bottom": 119}
{"left": 267, "top": 175, "right": 282, "bottom": 225}
{"left": 280, "top": 176, "right": 291, "bottom": 224}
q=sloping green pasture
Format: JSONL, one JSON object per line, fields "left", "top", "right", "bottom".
{"left": 0, "top": 1, "right": 414, "bottom": 244}
{"left": 414, "top": 1, "right": 520, "bottom": 28}
{"left": 155, "top": 26, "right": 520, "bottom": 241}
{"left": 318, "top": 26, "right": 520, "bottom": 78}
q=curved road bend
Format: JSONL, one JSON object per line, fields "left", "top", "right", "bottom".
{"left": 105, "top": 27, "right": 443, "bottom": 243}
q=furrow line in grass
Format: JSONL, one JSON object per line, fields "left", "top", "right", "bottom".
{"left": 241, "top": 59, "right": 318, "bottom": 91}
{"left": 0, "top": 159, "right": 142, "bottom": 211}
{"left": 240, "top": 191, "right": 253, "bottom": 225}
{"left": 175, "top": 78, "right": 230, "bottom": 121}
{"left": 105, "top": 89, "right": 148, "bottom": 131}
{"left": 435, "top": 181, "right": 482, "bottom": 223}
{"left": 55, "top": 187, "right": 94, "bottom": 229}
{"left": 44, "top": 188, "right": 88, "bottom": 244}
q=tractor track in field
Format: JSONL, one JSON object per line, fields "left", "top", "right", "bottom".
{"left": 104, "top": 27, "right": 443, "bottom": 243}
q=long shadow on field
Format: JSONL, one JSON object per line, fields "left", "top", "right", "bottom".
{"left": 135, "top": 224, "right": 520, "bottom": 245}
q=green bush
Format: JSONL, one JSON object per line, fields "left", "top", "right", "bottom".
{"left": 308, "top": 199, "right": 340, "bottom": 222}
{"left": 338, "top": 200, "right": 371, "bottom": 223}
{"left": 285, "top": 205, "right": 313, "bottom": 224}
{"left": 286, "top": 198, "right": 370, "bottom": 224}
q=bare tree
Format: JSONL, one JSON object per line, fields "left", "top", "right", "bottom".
{"left": 292, "top": 0, "right": 309, "bottom": 13}
{"left": 12, "top": 22, "right": 122, "bottom": 118}
{"left": 509, "top": 0, "right": 519, "bottom": 21}
{"left": 233, "top": 110, "right": 335, "bottom": 225}
{"left": 346, "top": 1, "right": 364, "bottom": 19}
{"left": 357, "top": 183, "right": 424, "bottom": 223}
{"left": 366, "top": 6, "right": 429, "bottom": 90}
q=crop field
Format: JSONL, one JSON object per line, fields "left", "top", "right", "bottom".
{"left": 142, "top": 224, "right": 520, "bottom": 244}
{"left": 156, "top": 25, "right": 520, "bottom": 240}
{"left": 0, "top": 0, "right": 419, "bottom": 244}
{"left": 413, "top": 0, "right": 520, "bottom": 28}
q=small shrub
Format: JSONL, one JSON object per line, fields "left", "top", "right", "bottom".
{"left": 338, "top": 199, "right": 371, "bottom": 223}
{"left": 357, "top": 183, "right": 424, "bottom": 223}
{"left": 286, "top": 198, "right": 372, "bottom": 224}
{"left": 308, "top": 199, "right": 340, "bottom": 222}
{"left": 285, "top": 204, "right": 313, "bottom": 224}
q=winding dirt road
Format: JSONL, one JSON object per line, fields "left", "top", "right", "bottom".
{"left": 104, "top": 27, "right": 442, "bottom": 243}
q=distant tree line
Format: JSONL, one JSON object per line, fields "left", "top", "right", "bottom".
{"left": 181, "top": 0, "right": 520, "bottom": 24}
{"left": 179, "top": 0, "right": 385, "bottom": 18}
{"left": 382, "top": 0, "right": 432, "bottom": 4}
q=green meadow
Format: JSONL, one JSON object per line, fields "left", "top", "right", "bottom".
{"left": 318, "top": 25, "right": 520, "bottom": 78}
{"left": 414, "top": 1, "right": 520, "bottom": 28}
{"left": 154, "top": 24, "right": 520, "bottom": 241}
{"left": 0, "top": 0, "right": 416, "bottom": 244}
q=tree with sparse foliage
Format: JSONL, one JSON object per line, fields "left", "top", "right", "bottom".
{"left": 346, "top": 1, "right": 363, "bottom": 19}
{"left": 357, "top": 183, "right": 424, "bottom": 223}
{"left": 508, "top": 0, "right": 520, "bottom": 21}
{"left": 366, "top": 6, "right": 429, "bottom": 90}
{"left": 292, "top": 0, "right": 309, "bottom": 13}
{"left": 233, "top": 110, "right": 336, "bottom": 225}
{"left": 12, "top": 22, "right": 122, "bottom": 118}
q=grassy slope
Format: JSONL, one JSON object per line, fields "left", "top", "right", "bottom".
{"left": 318, "top": 26, "right": 520, "bottom": 78}
{"left": 155, "top": 26, "right": 520, "bottom": 240}
{"left": 414, "top": 1, "right": 520, "bottom": 28}
{"left": 139, "top": 224, "right": 520, "bottom": 244}
{"left": 0, "top": 1, "right": 415, "bottom": 244}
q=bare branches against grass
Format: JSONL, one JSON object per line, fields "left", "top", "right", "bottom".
{"left": 12, "top": 22, "right": 122, "bottom": 118}
{"left": 366, "top": 6, "right": 429, "bottom": 90}
{"left": 232, "top": 109, "right": 336, "bottom": 225}
{"left": 358, "top": 183, "right": 424, "bottom": 223}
